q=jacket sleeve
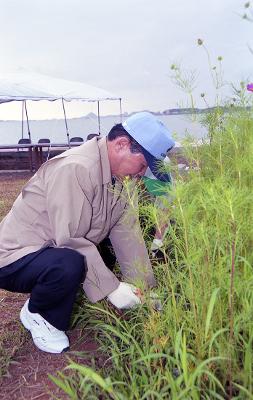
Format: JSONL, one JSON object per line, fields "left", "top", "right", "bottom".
{"left": 44, "top": 162, "right": 119, "bottom": 302}
{"left": 109, "top": 194, "right": 156, "bottom": 289}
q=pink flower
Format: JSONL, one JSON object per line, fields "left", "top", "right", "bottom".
{"left": 247, "top": 83, "right": 253, "bottom": 92}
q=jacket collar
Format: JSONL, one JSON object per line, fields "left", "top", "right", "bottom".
{"left": 97, "top": 137, "right": 112, "bottom": 185}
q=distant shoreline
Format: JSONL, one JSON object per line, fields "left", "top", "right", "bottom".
{"left": 0, "top": 105, "right": 249, "bottom": 123}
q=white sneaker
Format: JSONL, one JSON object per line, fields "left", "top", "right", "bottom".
{"left": 20, "top": 299, "right": 70, "bottom": 354}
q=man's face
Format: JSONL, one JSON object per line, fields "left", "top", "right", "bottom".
{"left": 116, "top": 150, "right": 148, "bottom": 179}
{"left": 109, "top": 136, "right": 148, "bottom": 179}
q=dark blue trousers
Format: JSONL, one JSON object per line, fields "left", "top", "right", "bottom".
{"left": 0, "top": 247, "right": 87, "bottom": 331}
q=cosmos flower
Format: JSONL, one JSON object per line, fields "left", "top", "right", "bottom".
{"left": 247, "top": 83, "right": 253, "bottom": 92}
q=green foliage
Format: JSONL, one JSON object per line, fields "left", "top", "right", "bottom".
{"left": 51, "top": 109, "right": 253, "bottom": 399}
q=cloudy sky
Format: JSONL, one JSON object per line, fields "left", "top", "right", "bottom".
{"left": 0, "top": 0, "right": 252, "bottom": 119}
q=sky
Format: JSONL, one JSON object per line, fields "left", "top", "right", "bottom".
{"left": 0, "top": 0, "right": 252, "bottom": 120}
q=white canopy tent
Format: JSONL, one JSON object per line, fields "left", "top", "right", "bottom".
{"left": 0, "top": 72, "right": 122, "bottom": 143}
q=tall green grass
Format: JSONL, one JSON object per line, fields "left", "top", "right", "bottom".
{"left": 51, "top": 109, "right": 253, "bottom": 399}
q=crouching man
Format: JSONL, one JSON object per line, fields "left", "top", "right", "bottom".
{"left": 0, "top": 112, "right": 174, "bottom": 354}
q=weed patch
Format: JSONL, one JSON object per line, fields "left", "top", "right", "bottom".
{"left": 52, "top": 110, "right": 253, "bottom": 399}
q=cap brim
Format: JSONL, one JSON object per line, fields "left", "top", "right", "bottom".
{"left": 141, "top": 147, "right": 172, "bottom": 183}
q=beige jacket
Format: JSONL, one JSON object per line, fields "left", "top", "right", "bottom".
{"left": 0, "top": 137, "right": 155, "bottom": 302}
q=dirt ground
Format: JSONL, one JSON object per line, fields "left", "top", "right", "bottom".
{"left": 0, "top": 172, "right": 101, "bottom": 400}
{"left": 0, "top": 290, "right": 101, "bottom": 400}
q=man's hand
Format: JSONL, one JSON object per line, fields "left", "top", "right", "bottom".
{"left": 107, "top": 282, "right": 141, "bottom": 309}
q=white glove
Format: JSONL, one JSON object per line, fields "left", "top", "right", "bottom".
{"left": 107, "top": 282, "right": 141, "bottom": 309}
{"left": 150, "top": 238, "right": 164, "bottom": 251}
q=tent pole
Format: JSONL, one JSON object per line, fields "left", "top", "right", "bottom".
{"left": 61, "top": 98, "right": 70, "bottom": 148}
{"left": 119, "top": 98, "right": 122, "bottom": 123}
{"left": 24, "top": 101, "right": 31, "bottom": 142}
{"left": 97, "top": 101, "right": 101, "bottom": 135}
{"left": 21, "top": 101, "right": 24, "bottom": 139}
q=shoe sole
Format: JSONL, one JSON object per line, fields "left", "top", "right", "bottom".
{"left": 20, "top": 303, "right": 69, "bottom": 354}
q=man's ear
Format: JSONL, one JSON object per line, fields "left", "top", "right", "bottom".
{"left": 114, "top": 136, "right": 130, "bottom": 152}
